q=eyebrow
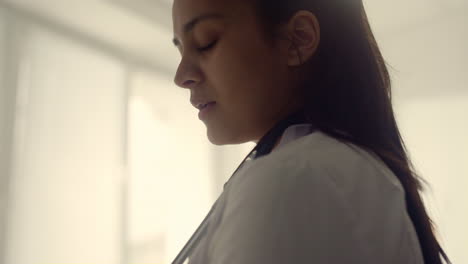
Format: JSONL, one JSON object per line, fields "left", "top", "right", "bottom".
{"left": 172, "top": 13, "right": 224, "bottom": 47}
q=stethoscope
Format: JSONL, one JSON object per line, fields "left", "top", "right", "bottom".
{"left": 171, "top": 109, "right": 312, "bottom": 264}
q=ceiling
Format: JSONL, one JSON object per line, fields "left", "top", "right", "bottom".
{"left": 1, "top": 0, "right": 179, "bottom": 74}
{"left": 1, "top": 0, "right": 466, "bottom": 80}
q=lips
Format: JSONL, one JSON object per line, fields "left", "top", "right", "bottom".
{"left": 198, "top": 101, "right": 217, "bottom": 120}
{"left": 191, "top": 98, "right": 216, "bottom": 110}
{"left": 199, "top": 102, "right": 216, "bottom": 110}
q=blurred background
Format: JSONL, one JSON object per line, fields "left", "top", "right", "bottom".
{"left": 0, "top": 0, "right": 466, "bottom": 263}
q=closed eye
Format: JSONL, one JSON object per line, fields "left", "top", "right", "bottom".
{"left": 197, "top": 40, "right": 218, "bottom": 52}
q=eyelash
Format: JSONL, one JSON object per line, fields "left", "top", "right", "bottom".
{"left": 197, "top": 40, "right": 217, "bottom": 52}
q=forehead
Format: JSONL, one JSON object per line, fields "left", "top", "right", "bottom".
{"left": 172, "top": 0, "right": 249, "bottom": 34}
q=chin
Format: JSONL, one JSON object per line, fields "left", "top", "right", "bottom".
{"left": 207, "top": 130, "right": 228, "bottom": 145}
{"left": 206, "top": 127, "right": 250, "bottom": 146}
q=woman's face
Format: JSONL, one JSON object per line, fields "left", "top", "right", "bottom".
{"left": 172, "top": 0, "right": 303, "bottom": 145}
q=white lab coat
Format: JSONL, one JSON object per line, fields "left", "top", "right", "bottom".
{"left": 187, "top": 124, "right": 424, "bottom": 264}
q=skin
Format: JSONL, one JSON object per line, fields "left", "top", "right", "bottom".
{"left": 172, "top": 0, "right": 320, "bottom": 147}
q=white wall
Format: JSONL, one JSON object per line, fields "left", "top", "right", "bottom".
{"left": 396, "top": 97, "right": 468, "bottom": 263}
{"left": 0, "top": 5, "right": 223, "bottom": 264}
{"left": 0, "top": 6, "right": 9, "bottom": 262}
{"left": 0, "top": 9, "right": 5, "bottom": 141}
{"left": 4, "top": 23, "right": 126, "bottom": 264}
{"left": 380, "top": 9, "right": 468, "bottom": 264}
{"left": 127, "top": 70, "right": 217, "bottom": 264}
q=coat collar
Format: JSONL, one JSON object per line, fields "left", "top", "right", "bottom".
{"left": 273, "top": 123, "right": 316, "bottom": 152}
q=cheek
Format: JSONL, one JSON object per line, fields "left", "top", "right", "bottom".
{"left": 201, "top": 38, "right": 287, "bottom": 144}
{"left": 209, "top": 40, "right": 282, "bottom": 105}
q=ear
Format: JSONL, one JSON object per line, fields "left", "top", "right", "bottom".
{"left": 283, "top": 10, "right": 320, "bottom": 66}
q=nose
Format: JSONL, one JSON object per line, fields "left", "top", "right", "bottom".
{"left": 173, "top": 56, "right": 202, "bottom": 89}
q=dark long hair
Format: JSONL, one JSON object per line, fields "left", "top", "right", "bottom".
{"left": 252, "top": 0, "right": 450, "bottom": 263}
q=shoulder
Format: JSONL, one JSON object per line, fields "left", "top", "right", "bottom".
{"left": 215, "top": 131, "right": 422, "bottom": 263}
{"left": 227, "top": 131, "right": 406, "bottom": 219}
{"left": 246, "top": 130, "right": 403, "bottom": 193}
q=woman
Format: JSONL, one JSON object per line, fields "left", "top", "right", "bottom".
{"left": 171, "top": 0, "right": 450, "bottom": 263}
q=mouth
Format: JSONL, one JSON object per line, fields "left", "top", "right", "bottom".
{"left": 197, "top": 101, "right": 216, "bottom": 110}
{"left": 198, "top": 101, "right": 217, "bottom": 120}
{"left": 199, "top": 101, "right": 216, "bottom": 109}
